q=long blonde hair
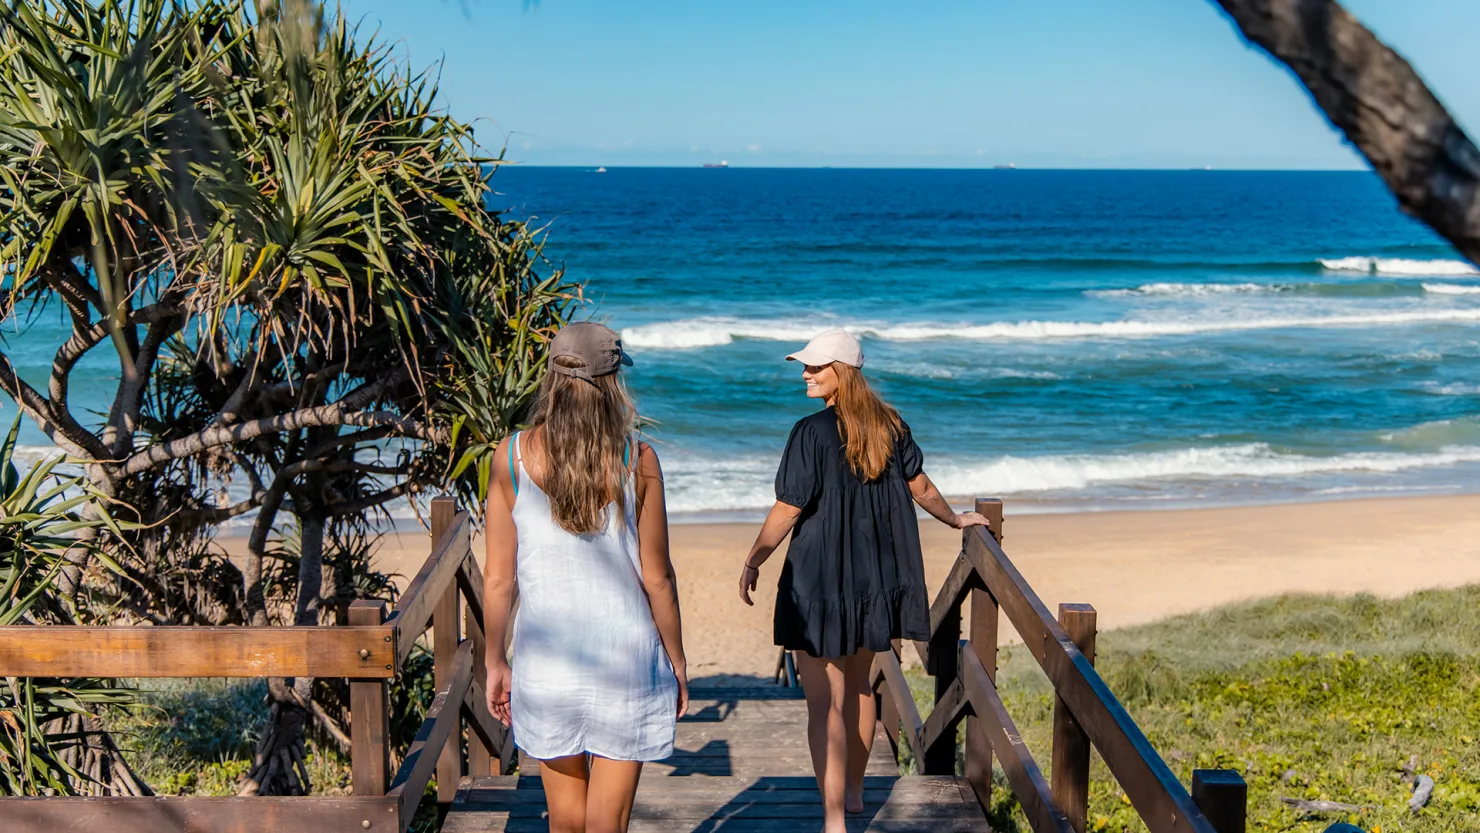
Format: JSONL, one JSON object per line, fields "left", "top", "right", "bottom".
{"left": 832, "top": 363, "right": 902, "bottom": 481}
{"left": 529, "top": 355, "right": 636, "bottom": 534}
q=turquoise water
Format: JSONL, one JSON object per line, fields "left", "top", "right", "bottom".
{"left": 494, "top": 168, "right": 1480, "bottom": 517}
{"left": 5, "top": 168, "right": 1479, "bottom": 522}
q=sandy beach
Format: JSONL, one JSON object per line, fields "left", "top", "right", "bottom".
{"left": 248, "top": 494, "right": 1480, "bottom": 684}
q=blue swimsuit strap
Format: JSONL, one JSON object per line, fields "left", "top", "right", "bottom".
{"left": 508, "top": 431, "right": 520, "bottom": 498}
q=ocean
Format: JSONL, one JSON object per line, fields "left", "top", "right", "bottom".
{"left": 493, "top": 167, "right": 1480, "bottom": 519}
{"left": 5, "top": 168, "right": 1479, "bottom": 523}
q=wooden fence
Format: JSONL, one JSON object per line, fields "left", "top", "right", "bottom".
{"left": 0, "top": 496, "right": 508, "bottom": 833}
{"left": 782, "top": 498, "right": 1251, "bottom": 833}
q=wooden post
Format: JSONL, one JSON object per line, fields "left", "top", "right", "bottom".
{"left": 465, "top": 556, "right": 493, "bottom": 778}
{"left": 964, "top": 498, "right": 1002, "bottom": 809}
{"left": 431, "top": 497, "right": 462, "bottom": 805}
{"left": 1052, "top": 603, "right": 1097, "bottom": 833}
{"left": 349, "top": 600, "right": 390, "bottom": 797}
{"left": 922, "top": 596, "right": 962, "bottom": 775}
{"left": 875, "top": 646, "right": 903, "bottom": 760}
{"left": 1192, "top": 769, "right": 1248, "bottom": 833}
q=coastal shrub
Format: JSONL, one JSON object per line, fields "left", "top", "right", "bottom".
{"left": 0, "top": 0, "right": 575, "bottom": 794}
{"left": 904, "top": 587, "right": 1480, "bottom": 832}
{"left": 0, "top": 419, "right": 139, "bottom": 795}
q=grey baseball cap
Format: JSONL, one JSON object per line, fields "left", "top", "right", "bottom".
{"left": 549, "top": 322, "right": 634, "bottom": 384}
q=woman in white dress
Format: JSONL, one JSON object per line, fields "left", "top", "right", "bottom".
{"left": 483, "top": 322, "right": 688, "bottom": 833}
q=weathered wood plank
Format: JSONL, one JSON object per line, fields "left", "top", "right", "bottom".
{"left": 432, "top": 498, "right": 464, "bottom": 807}
{"left": 965, "top": 526, "right": 1217, "bottom": 833}
{"left": 0, "top": 796, "right": 400, "bottom": 832}
{"left": 388, "top": 510, "right": 471, "bottom": 664}
{"left": 919, "top": 676, "right": 969, "bottom": 757}
{"left": 960, "top": 645, "right": 1073, "bottom": 833}
{"left": 1052, "top": 603, "right": 1097, "bottom": 833}
{"left": 464, "top": 678, "right": 514, "bottom": 776}
{"left": 495, "top": 818, "right": 991, "bottom": 832}
{"left": 349, "top": 601, "right": 391, "bottom": 797}
{"left": 464, "top": 775, "right": 959, "bottom": 791}
{"left": 389, "top": 640, "right": 475, "bottom": 828}
{"left": 457, "top": 785, "right": 968, "bottom": 807}
{"left": 0, "top": 626, "right": 395, "bottom": 679}
{"left": 871, "top": 649, "right": 926, "bottom": 769}
{"left": 963, "top": 498, "right": 1002, "bottom": 815}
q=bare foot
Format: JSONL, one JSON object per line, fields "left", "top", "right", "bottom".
{"left": 844, "top": 794, "right": 865, "bottom": 814}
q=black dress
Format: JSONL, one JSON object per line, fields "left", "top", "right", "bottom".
{"left": 772, "top": 407, "right": 931, "bottom": 658}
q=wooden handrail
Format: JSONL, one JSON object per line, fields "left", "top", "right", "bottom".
{"left": 0, "top": 495, "right": 517, "bottom": 833}
{"left": 875, "top": 498, "right": 1244, "bottom": 833}
{"left": 963, "top": 525, "right": 1217, "bottom": 833}
{"left": 387, "top": 509, "right": 471, "bottom": 664}
{"left": 0, "top": 796, "right": 401, "bottom": 831}
{"left": 0, "top": 625, "right": 396, "bottom": 678}
{"left": 960, "top": 642, "right": 1074, "bottom": 833}
{"left": 871, "top": 649, "right": 927, "bottom": 768}
{"left": 389, "top": 640, "right": 476, "bottom": 829}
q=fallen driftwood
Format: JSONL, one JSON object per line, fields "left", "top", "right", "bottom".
{"left": 1410, "top": 774, "right": 1435, "bottom": 813}
{"left": 1280, "top": 797, "right": 1364, "bottom": 813}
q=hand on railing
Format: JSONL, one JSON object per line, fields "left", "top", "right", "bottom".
{"left": 487, "top": 661, "right": 512, "bottom": 727}
{"left": 950, "top": 510, "right": 992, "bottom": 530}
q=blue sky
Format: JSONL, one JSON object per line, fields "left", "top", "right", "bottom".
{"left": 339, "top": 0, "right": 1480, "bottom": 169}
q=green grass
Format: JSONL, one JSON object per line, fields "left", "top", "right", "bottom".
{"left": 109, "top": 679, "right": 352, "bottom": 796}
{"left": 903, "top": 586, "right": 1480, "bottom": 833}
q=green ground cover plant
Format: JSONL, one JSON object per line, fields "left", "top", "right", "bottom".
{"left": 905, "top": 586, "right": 1480, "bottom": 833}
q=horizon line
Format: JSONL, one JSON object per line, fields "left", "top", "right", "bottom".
{"left": 487, "top": 163, "right": 1374, "bottom": 174}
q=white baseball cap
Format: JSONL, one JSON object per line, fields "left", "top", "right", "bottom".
{"left": 785, "top": 328, "right": 864, "bottom": 368}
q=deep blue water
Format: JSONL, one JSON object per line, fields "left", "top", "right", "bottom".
{"left": 5, "top": 168, "right": 1478, "bottom": 519}
{"left": 490, "top": 168, "right": 1480, "bottom": 516}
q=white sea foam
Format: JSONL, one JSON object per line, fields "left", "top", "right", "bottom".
{"left": 1423, "top": 282, "right": 1480, "bottom": 295}
{"left": 921, "top": 444, "right": 1480, "bottom": 496}
{"left": 1087, "top": 282, "right": 1276, "bottom": 298}
{"left": 1320, "top": 257, "right": 1479, "bottom": 277}
{"left": 623, "top": 308, "right": 1480, "bottom": 349}
{"left": 1421, "top": 382, "right": 1480, "bottom": 396}
{"left": 657, "top": 442, "right": 1480, "bottom": 513}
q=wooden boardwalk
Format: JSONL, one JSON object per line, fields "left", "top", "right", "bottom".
{"left": 443, "top": 686, "right": 992, "bottom": 832}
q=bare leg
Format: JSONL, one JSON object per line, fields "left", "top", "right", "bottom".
{"left": 586, "top": 756, "right": 643, "bottom": 833}
{"left": 842, "top": 649, "right": 876, "bottom": 813}
{"left": 798, "top": 652, "right": 849, "bottom": 833}
{"left": 539, "top": 755, "right": 591, "bottom": 833}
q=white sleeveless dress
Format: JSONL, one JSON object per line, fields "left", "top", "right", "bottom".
{"left": 507, "top": 433, "right": 678, "bottom": 761}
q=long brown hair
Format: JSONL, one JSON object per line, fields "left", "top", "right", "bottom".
{"left": 832, "top": 363, "right": 902, "bottom": 481}
{"left": 529, "top": 355, "right": 637, "bottom": 534}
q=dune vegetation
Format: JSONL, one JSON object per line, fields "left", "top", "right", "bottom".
{"left": 908, "top": 587, "right": 1480, "bottom": 833}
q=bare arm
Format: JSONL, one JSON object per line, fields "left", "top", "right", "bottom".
{"left": 908, "top": 472, "right": 989, "bottom": 530}
{"left": 738, "top": 500, "right": 803, "bottom": 606}
{"left": 634, "top": 444, "right": 689, "bottom": 717}
{"left": 482, "top": 436, "right": 518, "bottom": 725}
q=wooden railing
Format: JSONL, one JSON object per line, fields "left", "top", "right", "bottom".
{"left": 782, "top": 498, "right": 1251, "bottom": 833}
{"left": 0, "top": 495, "right": 510, "bottom": 833}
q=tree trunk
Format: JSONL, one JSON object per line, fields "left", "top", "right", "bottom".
{"left": 240, "top": 510, "right": 326, "bottom": 796}
{"left": 1212, "top": 0, "right": 1480, "bottom": 265}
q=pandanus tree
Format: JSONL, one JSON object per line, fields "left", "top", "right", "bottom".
{"left": 0, "top": 418, "right": 145, "bottom": 796}
{"left": 0, "top": 0, "right": 573, "bottom": 794}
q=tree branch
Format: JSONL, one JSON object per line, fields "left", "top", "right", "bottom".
{"left": 1213, "top": 0, "right": 1480, "bottom": 264}
{"left": 326, "top": 481, "right": 417, "bottom": 517}
{"left": 110, "top": 311, "right": 186, "bottom": 458}
{"left": 0, "top": 353, "right": 93, "bottom": 459}
{"left": 120, "top": 376, "right": 431, "bottom": 476}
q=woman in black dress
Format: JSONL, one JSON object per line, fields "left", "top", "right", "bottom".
{"left": 738, "top": 329, "right": 989, "bottom": 832}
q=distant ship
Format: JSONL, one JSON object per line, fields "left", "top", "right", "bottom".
{"left": 702, "top": 160, "right": 729, "bottom": 168}
{"left": 594, "top": 166, "right": 607, "bottom": 173}
{"left": 993, "top": 163, "right": 1017, "bottom": 170}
